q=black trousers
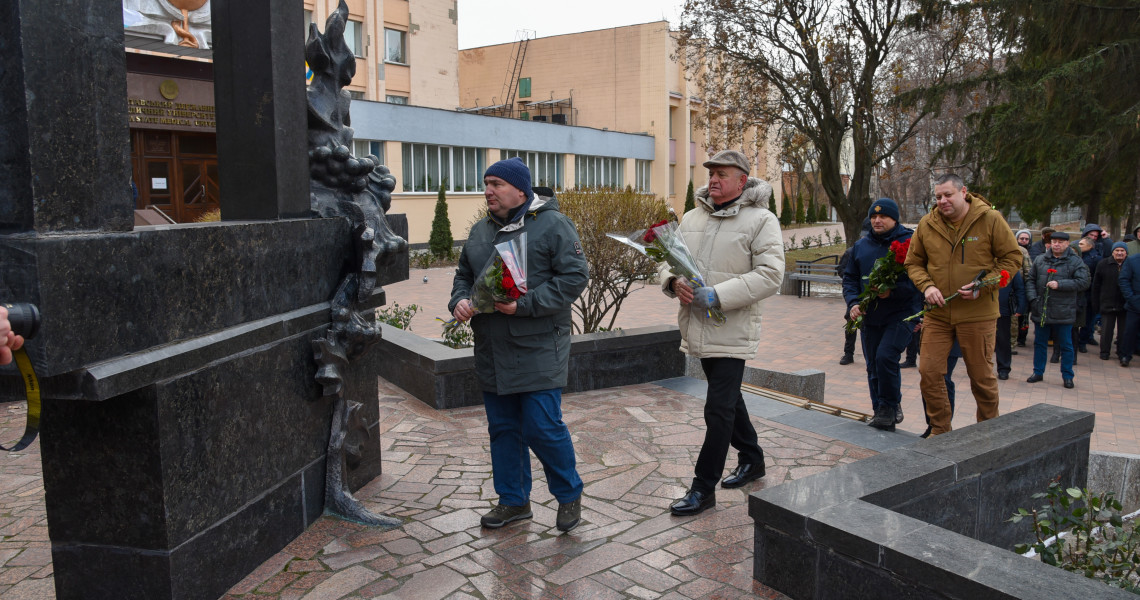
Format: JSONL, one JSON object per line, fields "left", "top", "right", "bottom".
{"left": 1100, "top": 311, "right": 1126, "bottom": 357}
{"left": 995, "top": 315, "right": 1013, "bottom": 374}
{"left": 693, "top": 357, "right": 765, "bottom": 494}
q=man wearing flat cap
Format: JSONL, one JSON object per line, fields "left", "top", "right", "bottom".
{"left": 660, "top": 150, "right": 784, "bottom": 516}
{"left": 904, "top": 173, "right": 1022, "bottom": 435}
{"left": 1025, "top": 231, "right": 1090, "bottom": 387}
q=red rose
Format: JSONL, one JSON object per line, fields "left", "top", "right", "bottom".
{"left": 999, "top": 270, "right": 1010, "bottom": 288}
{"left": 891, "top": 239, "right": 910, "bottom": 264}
{"left": 1047, "top": 268, "right": 1057, "bottom": 275}
{"left": 642, "top": 219, "right": 670, "bottom": 244}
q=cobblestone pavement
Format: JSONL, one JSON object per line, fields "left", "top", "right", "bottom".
{"left": 395, "top": 267, "right": 1140, "bottom": 454}
{"left": 0, "top": 378, "right": 876, "bottom": 599}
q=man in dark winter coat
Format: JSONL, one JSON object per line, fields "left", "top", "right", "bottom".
{"left": 842, "top": 198, "right": 922, "bottom": 430}
{"left": 995, "top": 270, "right": 1027, "bottom": 379}
{"left": 1025, "top": 232, "right": 1091, "bottom": 387}
{"left": 450, "top": 157, "right": 589, "bottom": 532}
{"left": 1076, "top": 236, "right": 1102, "bottom": 352}
{"left": 1117, "top": 250, "right": 1140, "bottom": 367}
{"left": 1028, "top": 227, "right": 1055, "bottom": 263}
{"left": 1092, "top": 242, "right": 1130, "bottom": 360}
{"left": 1082, "top": 223, "right": 1115, "bottom": 258}
{"left": 1015, "top": 229, "right": 1033, "bottom": 347}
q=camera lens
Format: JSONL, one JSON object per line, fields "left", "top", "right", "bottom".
{"left": 3, "top": 303, "right": 40, "bottom": 340}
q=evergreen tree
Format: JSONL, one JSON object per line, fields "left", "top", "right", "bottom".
{"left": 806, "top": 198, "right": 817, "bottom": 224}
{"left": 768, "top": 189, "right": 777, "bottom": 214}
{"left": 780, "top": 196, "right": 793, "bottom": 227}
{"left": 906, "top": 0, "right": 1140, "bottom": 225}
{"left": 428, "top": 184, "right": 453, "bottom": 260}
{"left": 684, "top": 180, "right": 696, "bottom": 214}
{"left": 795, "top": 195, "right": 806, "bottom": 224}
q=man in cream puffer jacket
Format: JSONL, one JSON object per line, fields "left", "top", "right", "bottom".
{"left": 659, "top": 150, "right": 785, "bottom": 517}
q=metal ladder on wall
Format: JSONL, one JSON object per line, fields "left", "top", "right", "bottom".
{"left": 497, "top": 30, "right": 532, "bottom": 119}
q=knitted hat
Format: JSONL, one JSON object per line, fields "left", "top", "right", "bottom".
{"left": 867, "top": 198, "right": 900, "bottom": 222}
{"left": 1051, "top": 231, "right": 1071, "bottom": 240}
{"left": 1113, "top": 241, "right": 1129, "bottom": 253}
{"left": 1016, "top": 229, "right": 1031, "bottom": 240}
{"left": 484, "top": 157, "right": 534, "bottom": 202}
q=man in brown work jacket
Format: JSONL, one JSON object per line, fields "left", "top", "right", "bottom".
{"left": 904, "top": 173, "right": 1022, "bottom": 436}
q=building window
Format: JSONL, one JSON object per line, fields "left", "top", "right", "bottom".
{"left": 344, "top": 20, "right": 364, "bottom": 58}
{"left": 385, "top": 29, "right": 407, "bottom": 64}
{"left": 574, "top": 155, "right": 624, "bottom": 189}
{"left": 636, "top": 160, "right": 652, "bottom": 193}
{"left": 401, "top": 143, "right": 486, "bottom": 192}
{"left": 353, "top": 140, "right": 385, "bottom": 165}
{"left": 386, "top": 95, "right": 408, "bottom": 105}
{"left": 303, "top": 10, "right": 312, "bottom": 38}
{"left": 669, "top": 165, "right": 675, "bottom": 195}
{"left": 518, "top": 77, "right": 531, "bottom": 99}
{"left": 348, "top": 90, "right": 365, "bottom": 100}
{"left": 501, "top": 149, "right": 564, "bottom": 189}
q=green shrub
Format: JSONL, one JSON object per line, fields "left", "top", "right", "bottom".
{"left": 428, "top": 184, "right": 453, "bottom": 260}
{"left": 768, "top": 189, "right": 778, "bottom": 214}
{"left": 806, "top": 198, "right": 817, "bottom": 224}
{"left": 439, "top": 318, "right": 473, "bottom": 349}
{"left": 795, "top": 195, "right": 806, "bottom": 224}
{"left": 558, "top": 188, "right": 667, "bottom": 333}
{"left": 684, "top": 179, "right": 696, "bottom": 214}
{"left": 780, "top": 196, "right": 793, "bottom": 227}
{"left": 376, "top": 303, "right": 419, "bottom": 330}
{"left": 1010, "top": 479, "right": 1140, "bottom": 592}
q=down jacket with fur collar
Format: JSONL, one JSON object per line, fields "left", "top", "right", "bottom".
{"left": 659, "top": 177, "right": 785, "bottom": 359}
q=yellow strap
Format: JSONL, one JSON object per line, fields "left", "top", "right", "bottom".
{"left": 2, "top": 348, "right": 40, "bottom": 451}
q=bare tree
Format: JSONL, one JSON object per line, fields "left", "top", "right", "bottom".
{"left": 679, "top": 0, "right": 963, "bottom": 244}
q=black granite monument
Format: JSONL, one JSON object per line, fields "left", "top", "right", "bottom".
{"left": 0, "top": 1, "right": 407, "bottom": 598}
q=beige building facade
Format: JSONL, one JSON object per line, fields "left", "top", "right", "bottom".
{"left": 458, "top": 22, "right": 781, "bottom": 216}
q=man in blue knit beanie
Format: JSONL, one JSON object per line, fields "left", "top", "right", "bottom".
{"left": 450, "top": 155, "right": 588, "bottom": 532}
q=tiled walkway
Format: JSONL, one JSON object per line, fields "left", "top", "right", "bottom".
{"left": 395, "top": 266, "right": 1140, "bottom": 454}
{"left": 0, "top": 251, "right": 1136, "bottom": 598}
{"left": 0, "top": 377, "right": 878, "bottom": 599}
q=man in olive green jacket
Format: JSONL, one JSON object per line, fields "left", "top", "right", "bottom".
{"left": 904, "top": 173, "right": 1022, "bottom": 436}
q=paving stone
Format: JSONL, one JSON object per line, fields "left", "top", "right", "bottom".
{"left": 297, "top": 565, "right": 377, "bottom": 600}
{"left": 373, "top": 566, "right": 466, "bottom": 600}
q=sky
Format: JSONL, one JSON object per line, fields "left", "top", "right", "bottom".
{"left": 457, "top": 0, "right": 687, "bottom": 49}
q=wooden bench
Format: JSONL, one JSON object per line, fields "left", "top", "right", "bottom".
{"left": 787, "top": 255, "right": 841, "bottom": 297}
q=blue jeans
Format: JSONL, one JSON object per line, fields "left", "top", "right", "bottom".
{"left": 1034, "top": 323, "right": 1074, "bottom": 379}
{"left": 859, "top": 320, "right": 913, "bottom": 412}
{"left": 483, "top": 388, "right": 582, "bottom": 505}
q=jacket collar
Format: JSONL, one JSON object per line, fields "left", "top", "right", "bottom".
{"left": 490, "top": 194, "right": 554, "bottom": 233}
{"left": 695, "top": 177, "right": 774, "bottom": 217}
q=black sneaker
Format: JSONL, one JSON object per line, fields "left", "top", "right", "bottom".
{"left": 899, "top": 360, "right": 917, "bottom": 369}
{"left": 839, "top": 355, "right": 854, "bottom": 365}
{"left": 480, "top": 503, "right": 532, "bottom": 528}
{"left": 556, "top": 496, "right": 581, "bottom": 532}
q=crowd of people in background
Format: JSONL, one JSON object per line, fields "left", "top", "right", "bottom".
{"left": 840, "top": 180, "right": 1140, "bottom": 436}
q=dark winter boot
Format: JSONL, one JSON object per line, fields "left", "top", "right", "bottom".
{"left": 868, "top": 405, "right": 896, "bottom": 431}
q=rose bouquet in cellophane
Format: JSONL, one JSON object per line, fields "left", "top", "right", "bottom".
{"left": 607, "top": 220, "right": 727, "bottom": 325}
{"left": 471, "top": 232, "right": 527, "bottom": 313}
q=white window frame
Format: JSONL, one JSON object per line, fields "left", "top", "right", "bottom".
{"left": 385, "top": 95, "right": 409, "bottom": 105}
{"left": 352, "top": 140, "right": 385, "bottom": 165}
{"left": 385, "top": 28, "right": 407, "bottom": 65}
{"left": 401, "top": 143, "right": 487, "bottom": 193}
{"left": 636, "top": 160, "right": 652, "bottom": 193}
{"left": 501, "top": 149, "right": 564, "bottom": 189}
{"left": 574, "top": 155, "right": 624, "bottom": 189}
{"left": 344, "top": 20, "right": 364, "bottom": 58}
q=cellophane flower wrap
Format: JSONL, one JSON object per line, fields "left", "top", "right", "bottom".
{"left": 471, "top": 233, "right": 528, "bottom": 313}
{"left": 904, "top": 269, "right": 1011, "bottom": 323}
{"left": 607, "top": 220, "right": 727, "bottom": 326}
{"left": 845, "top": 239, "right": 910, "bottom": 334}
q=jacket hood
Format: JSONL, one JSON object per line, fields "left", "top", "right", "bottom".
{"left": 695, "top": 177, "right": 773, "bottom": 214}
